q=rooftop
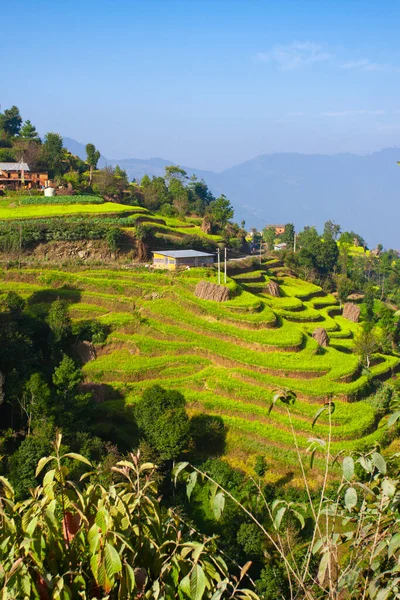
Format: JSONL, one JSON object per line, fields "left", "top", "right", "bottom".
{"left": 153, "top": 250, "right": 215, "bottom": 258}
{"left": 0, "top": 162, "right": 30, "bottom": 172}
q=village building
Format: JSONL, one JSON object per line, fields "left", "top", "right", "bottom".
{"left": 152, "top": 249, "right": 215, "bottom": 270}
{"left": 266, "top": 224, "right": 286, "bottom": 235}
{"left": 0, "top": 162, "right": 49, "bottom": 190}
{"left": 274, "top": 242, "right": 287, "bottom": 251}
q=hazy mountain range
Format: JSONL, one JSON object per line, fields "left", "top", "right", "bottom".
{"left": 64, "top": 137, "right": 400, "bottom": 248}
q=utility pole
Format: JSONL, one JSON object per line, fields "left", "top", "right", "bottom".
{"left": 217, "top": 248, "right": 221, "bottom": 285}
{"left": 224, "top": 247, "right": 227, "bottom": 284}
{"left": 293, "top": 233, "right": 297, "bottom": 253}
{"left": 260, "top": 241, "right": 262, "bottom": 265}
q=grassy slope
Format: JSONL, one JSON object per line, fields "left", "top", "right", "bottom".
{"left": 1, "top": 261, "right": 398, "bottom": 486}
{"left": 0, "top": 194, "right": 222, "bottom": 243}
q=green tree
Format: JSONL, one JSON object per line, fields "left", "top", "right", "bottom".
{"left": 85, "top": 143, "right": 101, "bottom": 185}
{"left": 323, "top": 219, "right": 341, "bottom": 241}
{"left": 0, "top": 148, "right": 16, "bottom": 161}
{"left": 135, "top": 385, "right": 190, "bottom": 460}
{"left": 164, "top": 165, "right": 188, "bottom": 185}
{"left": 19, "top": 120, "right": 41, "bottom": 142}
{"left": 47, "top": 299, "right": 71, "bottom": 345}
{"left": 8, "top": 435, "right": 52, "bottom": 499}
{"left": 20, "top": 373, "right": 52, "bottom": 434}
{"left": 41, "top": 132, "right": 64, "bottom": 176}
{"left": 208, "top": 195, "right": 234, "bottom": 230}
{"left": 336, "top": 275, "right": 353, "bottom": 308}
{"left": 363, "top": 286, "right": 375, "bottom": 328}
{"left": 353, "top": 325, "right": 379, "bottom": 368}
{"left": 0, "top": 105, "right": 22, "bottom": 136}
{"left": 93, "top": 166, "right": 128, "bottom": 200}
{"left": 281, "top": 223, "right": 295, "bottom": 246}
{"left": 52, "top": 354, "right": 83, "bottom": 400}
{"left": 263, "top": 227, "right": 276, "bottom": 251}
{"left": 4, "top": 291, "right": 25, "bottom": 316}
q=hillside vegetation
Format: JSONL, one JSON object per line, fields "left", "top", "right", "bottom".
{"left": 2, "top": 258, "right": 397, "bottom": 484}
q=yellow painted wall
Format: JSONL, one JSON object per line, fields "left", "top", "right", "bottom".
{"left": 153, "top": 253, "right": 176, "bottom": 270}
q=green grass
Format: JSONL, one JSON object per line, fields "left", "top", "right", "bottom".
{"left": 0, "top": 202, "right": 137, "bottom": 220}
{"left": 16, "top": 195, "right": 105, "bottom": 205}
{"left": 2, "top": 264, "right": 396, "bottom": 481}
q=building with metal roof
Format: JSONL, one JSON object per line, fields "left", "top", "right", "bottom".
{"left": 0, "top": 162, "right": 30, "bottom": 172}
{"left": 152, "top": 249, "right": 215, "bottom": 270}
{"left": 0, "top": 162, "right": 48, "bottom": 190}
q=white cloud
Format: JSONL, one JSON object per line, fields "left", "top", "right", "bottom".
{"left": 341, "top": 59, "right": 399, "bottom": 72}
{"left": 322, "top": 109, "right": 385, "bottom": 117}
{"left": 257, "top": 42, "right": 330, "bottom": 70}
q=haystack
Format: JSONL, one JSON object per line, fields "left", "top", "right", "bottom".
{"left": 195, "top": 281, "right": 229, "bottom": 302}
{"left": 343, "top": 302, "right": 360, "bottom": 322}
{"left": 267, "top": 281, "right": 280, "bottom": 297}
{"left": 312, "top": 327, "right": 330, "bottom": 347}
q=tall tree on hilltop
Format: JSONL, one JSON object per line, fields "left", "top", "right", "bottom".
{"left": 85, "top": 143, "right": 101, "bottom": 185}
{"left": 281, "top": 223, "right": 295, "bottom": 247}
{"left": 324, "top": 219, "right": 341, "bottom": 241}
{"left": 19, "top": 120, "right": 41, "bottom": 142}
{"left": 263, "top": 227, "right": 276, "bottom": 251}
{"left": 0, "top": 105, "right": 22, "bottom": 137}
{"left": 41, "top": 133, "right": 64, "bottom": 176}
{"left": 164, "top": 165, "right": 187, "bottom": 185}
{"left": 208, "top": 195, "right": 234, "bottom": 230}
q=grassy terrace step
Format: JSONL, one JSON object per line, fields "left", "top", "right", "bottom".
{"left": 1, "top": 265, "right": 397, "bottom": 480}
{"left": 0, "top": 202, "right": 137, "bottom": 220}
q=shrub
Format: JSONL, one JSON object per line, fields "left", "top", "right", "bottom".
{"left": 135, "top": 385, "right": 190, "bottom": 460}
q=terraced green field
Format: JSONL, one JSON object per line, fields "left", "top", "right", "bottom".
{"left": 0, "top": 195, "right": 222, "bottom": 245}
{"left": 1, "top": 262, "right": 397, "bottom": 485}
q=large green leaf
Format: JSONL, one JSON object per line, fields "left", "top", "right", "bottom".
{"left": 172, "top": 461, "right": 189, "bottom": 485}
{"left": 342, "top": 456, "right": 354, "bottom": 481}
{"left": 62, "top": 452, "right": 92, "bottom": 467}
{"left": 344, "top": 487, "right": 358, "bottom": 510}
{"left": 186, "top": 471, "right": 198, "bottom": 501}
{"left": 317, "top": 551, "right": 329, "bottom": 585}
{"left": 95, "top": 506, "right": 108, "bottom": 534}
{"left": 211, "top": 492, "right": 225, "bottom": 521}
{"left": 35, "top": 455, "right": 55, "bottom": 477}
{"left": 104, "top": 543, "right": 122, "bottom": 579}
{"left": 190, "top": 564, "right": 207, "bottom": 600}
{"left": 388, "top": 533, "right": 400, "bottom": 558}
{"left": 372, "top": 452, "right": 386, "bottom": 475}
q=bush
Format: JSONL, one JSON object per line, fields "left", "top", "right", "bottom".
{"left": 135, "top": 385, "right": 191, "bottom": 461}
{"left": 19, "top": 195, "right": 104, "bottom": 205}
{"left": 106, "top": 227, "right": 123, "bottom": 251}
{"left": 254, "top": 455, "right": 267, "bottom": 477}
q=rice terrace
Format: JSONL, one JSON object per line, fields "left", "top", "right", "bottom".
{"left": 2, "top": 249, "right": 397, "bottom": 484}
{"left": 3, "top": 53, "right": 400, "bottom": 594}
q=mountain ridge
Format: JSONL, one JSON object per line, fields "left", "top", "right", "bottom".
{"left": 63, "top": 137, "right": 400, "bottom": 248}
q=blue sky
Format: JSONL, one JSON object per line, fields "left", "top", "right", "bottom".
{"left": 2, "top": 0, "right": 400, "bottom": 170}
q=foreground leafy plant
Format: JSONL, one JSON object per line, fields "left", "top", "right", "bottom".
{"left": 175, "top": 393, "right": 400, "bottom": 600}
{"left": 0, "top": 433, "right": 257, "bottom": 599}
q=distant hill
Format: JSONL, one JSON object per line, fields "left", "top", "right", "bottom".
{"left": 63, "top": 138, "right": 400, "bottom": 247}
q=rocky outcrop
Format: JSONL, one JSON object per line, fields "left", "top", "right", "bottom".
{"left": 195, "top": 281, "right": 230, "bottom": 302}
{"left": 343, "top": 302, "right": 360, "bottom": 322}
{"left": 312, "top": 327, "right": 330, "bottom": 347}
{"left": 73, "top": 341, "right": 97, "bottom": 363}
{"left": 267, "top": 281, "right": 280, "bottom": 297}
